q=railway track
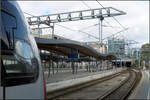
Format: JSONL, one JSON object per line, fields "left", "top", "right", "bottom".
{"left": 100, "top": 69, "right": 141, "bottom": 100}
{"left": 47, "top": 69, "right": 141, "bottom": 100}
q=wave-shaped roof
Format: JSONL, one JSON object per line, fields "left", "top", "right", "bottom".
{"left": 35, "top": 37, "right": 116, "bottom": 60}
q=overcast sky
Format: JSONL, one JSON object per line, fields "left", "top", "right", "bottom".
{"left": 18, "top": 1, "right": 149, "bottom": 48}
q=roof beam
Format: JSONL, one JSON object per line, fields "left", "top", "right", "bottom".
{"left": 27, "top": 7, "right": 126, "bottom": 26}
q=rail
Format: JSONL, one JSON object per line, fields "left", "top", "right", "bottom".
{"left": 100, "top": 69, "right": 141, "bottom": 100}
{"left": 47, "top": 69, "right": 127, "bottom": 99}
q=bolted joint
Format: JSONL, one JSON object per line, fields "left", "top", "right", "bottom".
{"left": 100, "top": 16, "right": 104, "bottom": 21}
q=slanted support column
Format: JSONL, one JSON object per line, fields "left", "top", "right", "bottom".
{"left": 85, "top": 61, "right": 88, "bottom": 72}
{"left": 101, "top": 60, "right": 103, "bottom": 71}
{"left": 48, "top": 59, "right": 51, "bottom": 78}
{"left": 71, "top": 60, "right": 75, "bottom": 74}
{"left": 99, "top": 60, "right": 100, "bottom": 71}
{"left": 79, "top": 61, "right": 81, "bottom": 69}
{"left": 106, "top": 60, "right": 109, "bottom": 70}
{"left": 88, "top": 61, "right": 90, "bottom": 72}
{"left": 115, "top": 60, "right": 117, "bottom": 68}
{"left": 56, "top": 61, "right": 59, "bottom": 73}
{"left": 70, "top": 48, "right": 75, "bottom": 74}
{"left": 120, "top": 59, "right": 122, "bottom": 68}
{"left": 75, "top": 49, "right": 79, "bottom": 74}
{"left": 96, "top": 60, "right": 98, "bottom": 72}
{"left": 75, "top": 62, "right": 78, "bottom": 74}
{"left": 110, "top": 60, "right": 112, "bottom": 69}
{"left": 92, "top": 57, "right": 95, "bottom": 72}
{"left": 89, "top": 61, "right": 91, "bottom": 72}
{"left": 50, "top": 52, "right": 54, "bottom": 75}
{"left": 88, "top": 57, "right": 91, "bottom": 72}
{"left": 92, "top": 57, "right": 94, "bottom": 72}
{"left": 52, "top": 60, "right": 54, "bottom": 75}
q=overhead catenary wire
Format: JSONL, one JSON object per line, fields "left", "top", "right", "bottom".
{"left": 96, "top": 0, "right": 126, "bottom": 30}
{"left": 55, "top": 24, "right": 75, "bottom": 32}
{"left": 96, "top": 1, "right": 139, "bottom": 55}
{"left": 81, "top": 0, "right": 92, "bottom": 10}
{"left": 81, "top": 0, "right": 114, "bottom": 29}
{"left": 81, "top": 0, "right": 122, "bottom": 43}
{"left": 23, "top": 11, "right": 98, "bottom": 40}
{"left": 50, "top": 0, "right": 100, "bottom": 40}
{"left": 24, "top": 12, "right": 35, "bottom": 17}
{"left": 55, "top": 24, "right": 99, "bottom": 40}
{"left": 102, "top": 28, "right": 129, "bottom": 40}
{"left": 81, "top": 0, "right": 114, "bottom": 43}
{"left": 79, "top": 23, "right": 121, "bottom": 31}
{"left": 112, "top": 17, "right": 126, "bottom": 30}
{"left": 24, "top": 9, "right": 118, "bottom": 41}
{"left": 96, "top": 0, "right": 129, "bottom": 42}
{"left": 24, "top": 4, "right": 125, "bottom": 41}
{"left": 97, "top": 0, "right": 138, "bottom": 46}
{"left": 82, "top": 0, "right": 127, "bottom": 39}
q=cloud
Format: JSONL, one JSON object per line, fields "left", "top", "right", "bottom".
{"left": 17, "top": 1, "right": 149, "bottom": 48}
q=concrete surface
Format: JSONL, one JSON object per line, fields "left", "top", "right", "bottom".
{"left": 129, "top": 69, "right": 150, "bottom": 99}
{"left": 46, "top": 68, "right": 125, "bottom": 93}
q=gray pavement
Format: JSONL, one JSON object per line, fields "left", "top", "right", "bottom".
{"left": 46, "top": 68, "right": 125, "bottom": 93}
{"left": 46, "top": 68, "right": 150, "bottom": 100}
{"left": 147, "top": 70, "right": 150, "bottom": 99}
{"left": 129, "top": 69, "right": 150, "bottom": 99}
{"left": 44, "top": 68, "right": 117, "bottom": 84}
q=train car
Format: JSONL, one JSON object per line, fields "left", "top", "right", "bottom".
{"left": 0, "top": 1, "right": 46, "bottom": 99}
{"left": 126, "top": 61, "right": 131, "bottom": 67}
{"left": 112, "top": 60, "right": 132, "bottom": 68}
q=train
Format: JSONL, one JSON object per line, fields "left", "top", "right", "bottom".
{"left": 112, "top": 61, "right": 132, "bottom": 67}
{"left": 0, "top": 1, "right": 46, "bottom": 99}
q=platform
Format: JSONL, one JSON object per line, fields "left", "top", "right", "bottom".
{"left": 46, "top": 68, "right": 125, "bottom": 93}
{"left": 129, "top": 69, "right": 150, "bottom": 99}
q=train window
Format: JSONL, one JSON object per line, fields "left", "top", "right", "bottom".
{"left": 1, "top": 40, "right": 39, "bottom": 87}
{"left": 1, "top": 9, "right": 39, "bottom": 86}
{"left": 1, "top": 9, "right": 17, "bottom": 50}
{"left": 15, "top": 39, "right": 34, "bottom": 60}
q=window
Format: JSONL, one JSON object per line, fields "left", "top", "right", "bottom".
{"left": 1, "top": 9, "right": 16, "bottom": 50}
{"left": 1, "top": 9, "right": 39, "bottom": 86}
{"left": 2, "top": 40, "right": 37, "bottom": 75}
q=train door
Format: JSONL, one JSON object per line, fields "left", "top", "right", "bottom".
{"left": 1, "top": 1, "right": 46, "bottom": 99}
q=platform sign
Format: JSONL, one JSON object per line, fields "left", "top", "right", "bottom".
{"left": 68, "top": 53, "right": 79, "bottom": 59}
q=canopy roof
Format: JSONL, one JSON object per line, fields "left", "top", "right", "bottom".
{"left": 35, "top": 37, "right": 116, "bottom": 61}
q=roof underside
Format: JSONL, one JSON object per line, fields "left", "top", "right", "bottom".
{"left": 35, "top": 37, "right": 116, "bottom": 61}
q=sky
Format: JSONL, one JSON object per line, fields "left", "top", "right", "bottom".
{"left": 17, "top": 1, "right": 149, "bottom": 48}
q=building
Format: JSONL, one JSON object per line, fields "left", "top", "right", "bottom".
{"left": 108, "top": 39, "right": 125, "bottom": 56}
{"left": 31, "top": 29, "right": 68, "bottom": 40}
{"left": 31, "top": 29, "right": 108, "bottom": 54}
{"left": 131, "top": 48, "right": 140, "bottom": 59}
{"left": 86, "top": 42, "right": 107, "bottom": 54}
